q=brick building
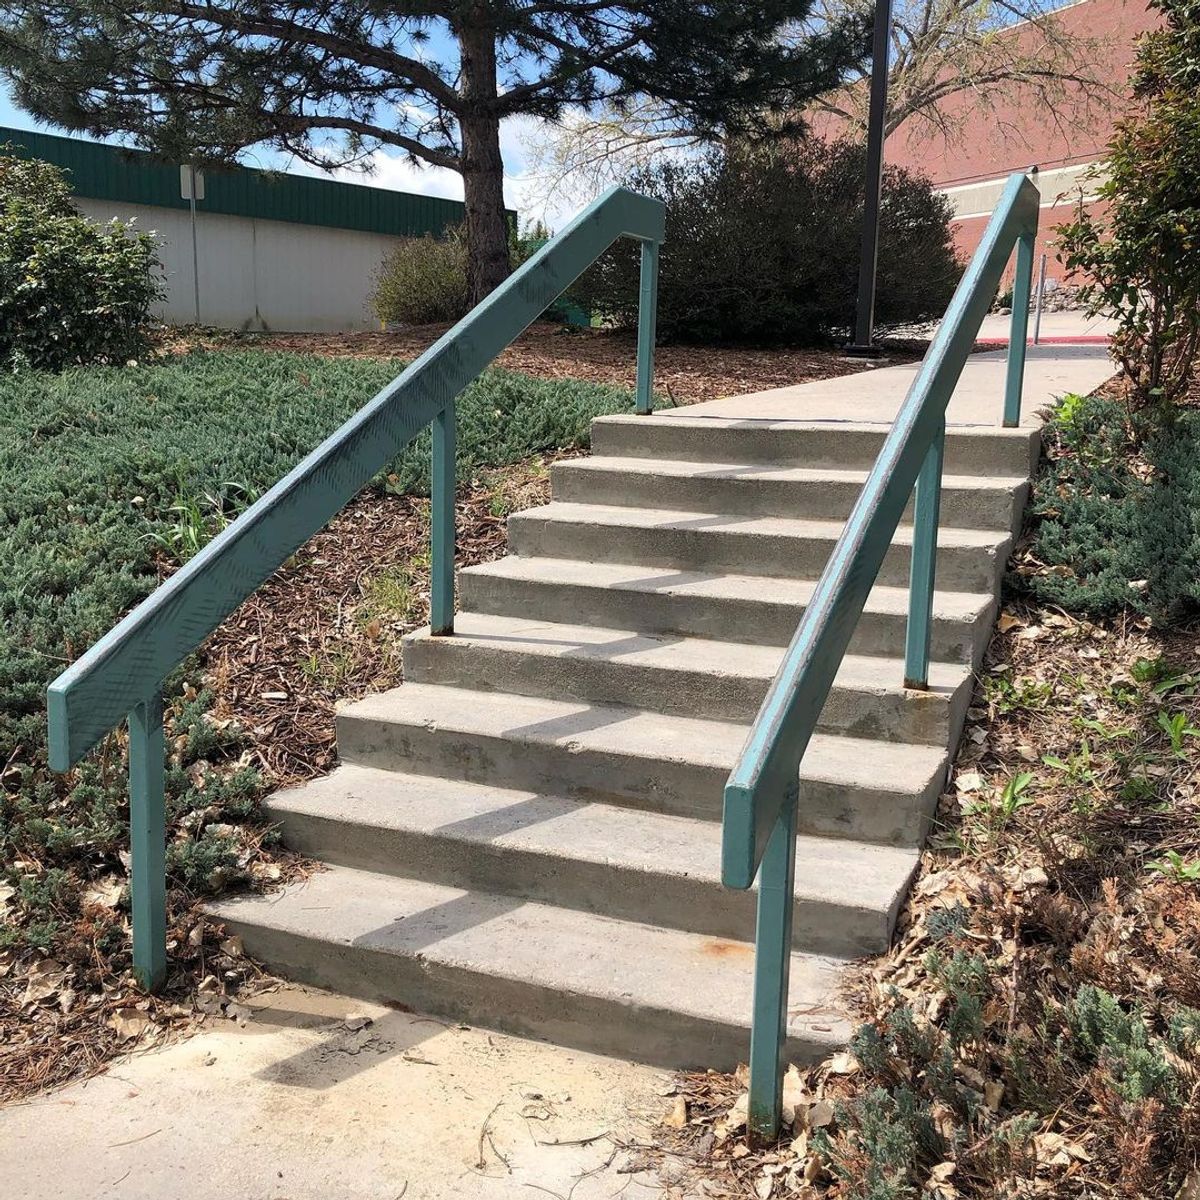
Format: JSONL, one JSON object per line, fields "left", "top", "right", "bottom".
{"left": 880, "top": 0, "right": 1158, "bottom": 280}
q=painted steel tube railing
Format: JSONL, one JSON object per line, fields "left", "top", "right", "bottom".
{"left": 46, "top": 184, "right": 665, "bottom": 990}
{"left": 722, "top": 172, "right": 1038, "bottom": 1138}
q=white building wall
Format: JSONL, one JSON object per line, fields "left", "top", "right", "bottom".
{"left": 75, "top": 198, "right": 404, "bottom": 332}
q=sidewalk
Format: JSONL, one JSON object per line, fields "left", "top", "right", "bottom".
{"left": 896, "top": 308, "right": 1116, "bottom": 346}
{"left": 0, "top": 985, "right": 668, "bottom": 1200}
{"left": 674, "top": 344, "right": 1116, "bottom": 428}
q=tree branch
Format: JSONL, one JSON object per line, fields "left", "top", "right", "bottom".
{"left": 155, "top": 1, "right": 462, "bottom": 112}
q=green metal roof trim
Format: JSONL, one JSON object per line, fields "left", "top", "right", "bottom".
{"left": 0, "top": 126, "right": 515, "bottom": 237}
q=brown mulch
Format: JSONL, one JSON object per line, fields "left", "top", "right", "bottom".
{"left": 204, "top": 457, "right": 556, "bottom": 787}
{"left": 0, "top": 890, "right": 280, "bottom": 1100}
{"left": 168, "top": 322, "right": 928, "bottom": 405}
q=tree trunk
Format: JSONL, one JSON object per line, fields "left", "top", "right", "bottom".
{"left": 457, "top": 19, "right": 510, "bottom": 306}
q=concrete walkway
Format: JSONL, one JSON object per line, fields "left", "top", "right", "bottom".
{"left": 0, "top": 985, "right": 668, "bottom": 1200}
{"left": 674, "top": 344, "right": 1115, "bottom": 427}
{"left": 898, "top": 308, "right": 1117, "bottom": 345}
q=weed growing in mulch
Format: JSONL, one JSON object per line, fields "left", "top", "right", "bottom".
{"left": 647, "top": 608, "right": 1200, "bottom": 1199}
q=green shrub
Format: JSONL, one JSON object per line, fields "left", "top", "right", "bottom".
{"left": 816, "top": 1087, "right": 942, "bottom": 1200}
{"left": 1066, "top": 986, "right": 1180, "bottom": 1105}
{"left": 572, "top": 138, "right": 961, "bottom": 345}
{"left": 1056, "top": 0, "right": 1200, "bottom": 410}
{"left": 1011, "top": 392, "right": 1200, "bottom": 620}
{"left": 371, "top": 220, "right": 570, "bottom": 327}
{"left": 0, "top": 146, "right": 163, "bottom": 371}
{"left": 371, "top": 226, "right": 471, "bottom": 325}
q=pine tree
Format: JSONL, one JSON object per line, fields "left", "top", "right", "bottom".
{"left": 0, "top": 3, "right": 867, "bottom": 304}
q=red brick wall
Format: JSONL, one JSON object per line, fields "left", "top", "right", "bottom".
{"left": 883, "top": 0, "right": 1157, "bottom": 188}
{"left": 816, "top": 0, "right": 1159, "bottom": 281}
{"left": 952, "top": 197, "right": 1108, "bottom": 283}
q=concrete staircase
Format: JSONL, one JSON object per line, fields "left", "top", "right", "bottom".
{"left": 211, "top": 408, "right": 1039, "bottom": 1069}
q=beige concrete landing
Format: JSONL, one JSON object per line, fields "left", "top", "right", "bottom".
{"left": 672, "top": 344, "right": 1115, "bottom": 427}
{"left": 0, "top": 984, "right": 669, "bottom": 1200}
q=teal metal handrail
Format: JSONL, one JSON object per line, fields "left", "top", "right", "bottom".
{"left": 46, "top": 184, "right": 665, "bottom": 990}
{"left": 723, "top": 172, "right": 1038, "bottom": 1138}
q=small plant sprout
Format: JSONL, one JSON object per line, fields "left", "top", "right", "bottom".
{"left": 983, "top": 673, "right": 1053, "bottom": 715}
{"left": 1077, "top": 716, "right": 1134, "bottom": 742}
{"left": 1044, "top": 734, "right": 1107, "bottom": 787}
{"left": 1132, "top": 656, "right": 1173, "bottom": 686}
{"left": 1156, "top": 710, "right": 1200, "bottom": 757}
{"left": 998, "top": 771, "right": 1036, "bottom": 821}
{"left": 1150, "top": 669, "right": 1199, "bottom": 699}
{"left": 146, "top": 480, "right": 260, "bottom": 562}
{"left": 961, "top": 772, "right": 1036, "bottom": 840}
{"left": 1148, "top": 850, "right": 1200, "bottom": 883}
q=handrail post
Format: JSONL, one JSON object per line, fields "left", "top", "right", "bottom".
{"left": 1003, "top": 230, "right": 1035, "bottom": 428}
{"left": 635, "top": 240, "right": 659, "bottom": 414}
{"left": 431, "top": 399, "right": 456, "bottom": 635}
{"left": 128, "top": 693, "right": 167, "bottom": 991}
{"left": 904, "top": 421, "right": 945, "bottom": 690}
{"left": 747, "top": 783, "right": 798, "bottom": 1141}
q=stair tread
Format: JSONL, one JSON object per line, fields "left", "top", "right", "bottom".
{"left": 558, "top": 454, "right": 1026, "bottom": 490}
{"left": 510, "top": 501, "right": 1009, "bottom": 550}
{"left": 341, "top": 682, "right": 948, "bottom": 789}
{"left": 593, "top": 412, "right": 1037, "bottom": 436}
{"left": 267, "top": 763, "right": 921, "bottom": 918}
{"left": 405, "top": 611, "right": 971, "bottom": 693}
{"left": 461, "top": 554, "right": 993, "bottom": 620}
{"left": 208, "top": 862, "right": 852, "bottom": 1043}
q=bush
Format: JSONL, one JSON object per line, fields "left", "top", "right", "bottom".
{"left": 371, "top": 225, "right": 471, "bottom": 326}
{"left": 1056, "top": 0, "right": 1200, "bottom": 410}
{"left": 572, "top": 138, "right": 961, "bottom": 345}
{"left": 1010, "top": 391, "right": 1200, "bottom": 620}
{"left": 0, "top": 147, "right": 163, "bottom": 371}
{"left": 371, "top": 220, "right": 570, "bottom": 327}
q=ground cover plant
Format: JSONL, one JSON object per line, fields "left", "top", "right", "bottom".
{"left": 1010, "top": 390, "right": 1200, "bottom": 621}
{"left": 0, "top": 349, "right": 630, "bottom": 1097}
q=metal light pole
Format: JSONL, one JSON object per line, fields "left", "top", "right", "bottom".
{"left": 188, "top": 165, "right": 202, "bottom": 326}
{"left": 1032, "top": 251, "right": 1047, "bottom": 345}
{"left": 845, "top": 0, "right": 893, "bottom": 356}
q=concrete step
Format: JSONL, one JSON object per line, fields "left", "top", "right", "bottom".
{"left": 402, "top": 613, "right": 973, "bottom": 745}
{"left": 507, "top": 502, "right": 1011, "bottom": 593}
{"left": 207, "top": 863, "right": 852, "bottom": 1070}
{"left": 553, "top": 455, "right": 1027, "bottom": 535}
{"left": 337, "top": 683, "right": 948, "bottom": 845}
{"left": 265, "top": 765, "right": 920, "bottom": 957}
{"left": 460, "top": 554, "right": 994, "bottom": 667}
{"left": 591, "top": 413, "right": 1041, "bottom": 477}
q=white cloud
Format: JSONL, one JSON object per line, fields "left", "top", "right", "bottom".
{"left": 290, "top": 113, "right": 583, "bottom": 232}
